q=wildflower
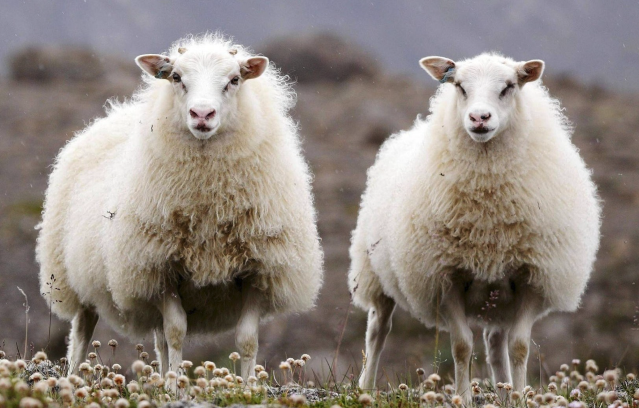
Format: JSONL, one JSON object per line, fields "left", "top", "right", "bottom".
{"left": 444, "top": 384, "right": 455, "bottom": 395}
{"left": 181, "top": 360, "right": 193, "bottom": 370}
{"left": 578, "top": 381, "right": 589, "bottom": 391}
{"left": 143, "top": 365, "right": 153, "bottom": 376}
{"left": 280, "top": 361, "right": 291, "bottom": 371}
{"left": 236, "top": 376, "right": 244, "bottom": 384}
{"left": 595, "top": 379, "right": 606, "bottom": 389}
{"left": 603, "top": 370, "right": 618, "bottom": 384}
{"left": 151, "top": 360, "right": 160, "bottom": 369}
{"left": 290, "top": 394, "right": 307, "bottom": 406}
{"left": 556, "top": 396, "right": 568, "bottom": 407}
{"left": 294, "top": 359, "right": 305, "bottom": 367}
{"left": 33, "top": 351, "right": 48, "bottom": 363}
{"left": 543, "top": 392, "right": 555, "bottom": 404}
{"left": 138, "top": 401, "right": 152, "bottom": 408}
{"left": 107, "top": 372, "right": 115, "bottom": 379}
{"left": 359, "top": 393, "right": 373, "bottom": 406}
{"left": 497, "top": 382, "right": 504, "bottom": 389}
{"left": 140, "top": 352, "right": 149, "bottom": 361}
{"left": 568, "top": 402, "right": 585, "bottom": 408}
{"left": 422, "top": 391, "right": 436, "bottom": 402}
{"left": 194, "top": 366, "right": 206, "bottom": 377}
{"left": 29, "top": 373, "right": 43, "bottom": 382}
{"left": 92, "top": 340, "right": 101, "bottom": 348}
{"left": 229, "top": 352, "right": 240, "bottom": 362}
{"left": 46, "top": 377, "right": 57, "bottom": 388}
{"left": 0, "top": 351, "right": 5, "bottom": 359}
{"left": 127, "top": 381, "right": 139, "bottom": 393}
{"left": 115, "top": 398, "right": 130, "bottom": 408}
{"left": 60, "top": 389, "right": 75, "bottom": 404}
{"left": 533, "top": 394, "right": 543, "bottom": 404}
{"left": 150, "top": 372, "right": 161, "bottom": 383}
{"left": 15, "top": 360, "right": 27, "bottom": 371}
{"left": 560, "top": 363, "right": 570, "bottom": 372}
{"left": 19, "top": 397, "right": 43, "bottom": 408}
{"left": 101, "top": 378, "right": 114, "bottom": 389}
{"left": 165, "top": 371, "right": 177, "bottom": 380}
{"left": 416, "top": 367, "right": 425, "bottom": 376}
{"left": 135, "top": 344, "right": 144, "bottom": 352}
{"left": 137, "top": 394, "right": 150, "bottom": 402}
{"left": 398, "top": 383, "right": 408, "bottom": 391}
{"left": 177, "top": 375, "right": 189, "bottom": 388}
{"left": 627, "top": 373, "right": 636, "bottom": 381}
{"left": 88, "top": 352, "right": 97, "bottom": 361}
{"left": 112, "top": 363, "right": 121, "bottom": 372}
{"left": 205, "top": 361, "right": 216, "bottom": 371}
{"left": 33, "top": 381, "right": 48, "bottom": 394}
{"left": 307, "top": 381, "right": 315, "bottom": 387}
{"left": 604, "top": 391, "right": 617, "bottom": 404}
{"left": 585, "top": 359, "right": 598, "bottom": 373}
{"left": 504, "top": 383, "right": 513, "bottom": 392}
{"left": 596, "top": 392, "right": 607, "bottom": 402}
{"left": 190, "top": 385, "right": 202, "bottom": 396}
{"left": 221, "top": 367, "right": 230, "bottom": 376}
{"left": 258, "top": 371, "right": 269, "bottom": 380}
{"left": 108, "top": 339, "right": 118, "bottom": 348}
{"left": 435, "top": 393, "right": 445, "bottom": 403}
{"left": 287, "top": 357, "right": 295, "bottom": 365}
{"left": 243, "top": 389, "right": 252, "bottom": 399}
{"left": 512, "top": 391, "right": 522, "bottom": 401}
{"left": 75, "top": 387, "right": 89, "bottom": 399}
{"left": 572, "top": 359, "right": 581, "bottom": 367}
{"left": 428, "top": 373, "right": 441, "bottom": 383}
{"left": 301, "top": 354, "right": 311, "bottom": 362}
{"left": 196, "top": 377, "right": 207, "bottom": 388}
{"left": 132, "top": 360, "right": 145, "bottom": 374}
{"left": 451, "top": 395, "right": 463, "bottom": 406}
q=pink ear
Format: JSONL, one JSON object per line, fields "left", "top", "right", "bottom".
{"left": 419, "top": 56, "right": 456, "bottom": 83}
{"left": 241, "top": 57, "right": 269, "bottom": 80}
{"left": 135, "top": 54, "right": 173, "bottom": 79}
{"left": 517, "top": 60, "right": 545, "bottom": 85}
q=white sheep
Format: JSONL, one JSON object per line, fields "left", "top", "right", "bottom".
{"left": 36, "top": 33, "right": 323, "bottom": 380}
{"left": 349, "top": 53, "right": 601, "bottom": 396}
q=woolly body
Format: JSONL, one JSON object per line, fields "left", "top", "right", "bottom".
{"left": 37, "top": 35, "right": 323, "bottom": 344}
{"left": 350, "top": 53, "right": 600, "bottom": 392}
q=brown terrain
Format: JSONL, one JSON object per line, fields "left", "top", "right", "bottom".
{"left": 0, "top": 34, "right": 637, "bottom": 383}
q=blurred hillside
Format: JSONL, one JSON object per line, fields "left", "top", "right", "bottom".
{"left": 0, "top": 35, "right": 638, "bottom": 383}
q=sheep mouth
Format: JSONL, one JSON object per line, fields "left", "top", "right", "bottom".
{"left": 470, "top": 126, "right": 493, "bottom": 134}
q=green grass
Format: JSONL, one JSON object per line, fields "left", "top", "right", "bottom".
{"left": 0, "top": 346, "right": 638, "bottom": 408}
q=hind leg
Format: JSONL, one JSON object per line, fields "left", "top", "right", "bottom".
{"left": 484, "top": 327, "right": 511, "bottom": 400}
{"left": 67, "top": 307, "right": 99, "bottom": 373}
{"left": 358, "top": 293, "right": 396, "bottom": 390}
{"left": 154, "top": 328, "right": 169, "bottom": 375}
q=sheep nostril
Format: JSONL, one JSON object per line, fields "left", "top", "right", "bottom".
{"left": 189, "top": 109, "right": 199, "bottom": 119}
{"left": 205, "top": 110, "right": 216, "bottom": 120}
{"left": 469, "top": 114, "right": 477, "bottom": 123}
{"left": 481, "top": 113, "right": 491, "bottom": 121}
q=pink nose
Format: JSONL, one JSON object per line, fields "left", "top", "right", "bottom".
{"left": 469, "top": 112, "right": 491, "bottom": 124}
{"left": 189, "top": 108, "right": 216, "bottom": 120}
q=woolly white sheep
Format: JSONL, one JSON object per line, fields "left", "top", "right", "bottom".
{"left": 349, "top": 53, "right": 600, "bottom": 396}
{"left": 36, "top": 34, "right": 323, "bottom": 380}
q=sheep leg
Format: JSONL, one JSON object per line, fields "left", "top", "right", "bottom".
{"left": 441, "top": 287, "right": 473, "bottom": 401}
{"left": 358, "top": 293, "right": 396, "bottom": 390}
{"left": 154, "top": 328, "right": 169, "bottom": 375}
{"left": 508, "top": 290, "right": 543, "bottom": 392}
{"left": 67, "top": 306, "right": 99, "bottom": 373}
{"left": 156, "top": 285, "right": 187, "bottom": 377}
{"left": 235, "top": 278, "right": 262, "bottom": 380}
{"left": 484, "top": 327, "right": 511, "bottom": 399}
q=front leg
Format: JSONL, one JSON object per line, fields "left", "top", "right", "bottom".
{"left": 154, "top": 328, "right": 169, "bottom": 375}
{"left": 236, "top": 278, "right": 263, "bottom": 380}
{"left": 156, "top": 284, "right": 187, "bottom": 383}
{"left": 508, "top": 287, "right": 543, "bottom": 392}
{"left": 441, "top": 286, "right": 474, "bottom": 402}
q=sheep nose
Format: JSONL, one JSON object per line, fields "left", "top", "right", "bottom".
{"left": 469, "top": 112, "right": 491, "bottom": 123}
{"left": 189, "top": 108, "right": 216, "bottom": 120}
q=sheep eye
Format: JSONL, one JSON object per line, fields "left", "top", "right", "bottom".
{"left": 455, "top": 83, "right": 467, "bottom": 97}
{"left": 172, "top": 73, "right": 181, "bottom": 83}
{"left": 500, "top": 83, "right": 514, "bottom": 98}
{"left": 231, "top": 76, "right": 239, "bottom": 86}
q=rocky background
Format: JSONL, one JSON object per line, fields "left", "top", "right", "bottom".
{"left": 0, "top": 33, "right": 638, "bottom": 384}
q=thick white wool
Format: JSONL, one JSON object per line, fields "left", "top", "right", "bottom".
{"left": 36, "top": 34, "right": 323, "bottom": 338}
{"left": 349, "top": 54, "right": 601, "bottom": 327}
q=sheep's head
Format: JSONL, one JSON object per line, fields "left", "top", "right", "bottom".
{"left": 135, "top": 47, "right": 268, "bottom": 140}
{"left": 420, "top": 54, "right": 544, "bottom": 143}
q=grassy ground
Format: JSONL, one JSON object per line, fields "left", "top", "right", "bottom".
{"left": 0, "top": 343, "right": 637, "bottom": 408}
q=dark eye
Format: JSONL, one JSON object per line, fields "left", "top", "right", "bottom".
{"left": 231, "top": 76, "right": 239, "bottom": 86}
{"left": 455, "top": 82, "right": 467, "bottom": 97}
{"left": 172, "top": 72, "right": 181, "bottom": 83}
{"left": 500, "top": 83, "right": 514, "bottom": 98}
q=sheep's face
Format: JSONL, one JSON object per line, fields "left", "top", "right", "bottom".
{"left": 135, "top": 50, "right": 268, "bottom": 140}
{"left": 420, "top": 54, "right": 544, "bottom": 143}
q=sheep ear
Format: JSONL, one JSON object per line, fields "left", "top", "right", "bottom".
{"left": 517, "top": 60, "right": 545, "bottom": 85}
{"left": 135, "top": 54, "right": 173, "bottom": 80}
{"left": 241, "top": 57, "right": 269, "bottom": 80}
{"left": 420, "top": 56, "right": 456, "bottom": 83}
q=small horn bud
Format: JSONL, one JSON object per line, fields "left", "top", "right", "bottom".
{"left": 229, "top": 49, "right": 238, "bottom": 56}
{"left": 178, "top": 47, "right": 187, "bottom": 54}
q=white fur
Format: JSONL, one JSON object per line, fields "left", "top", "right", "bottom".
{"left": 349, "top": 53, "right": 601, "bottom": 395}
{"left": 36, "top": 34, "right": 323, "bottom": 379}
